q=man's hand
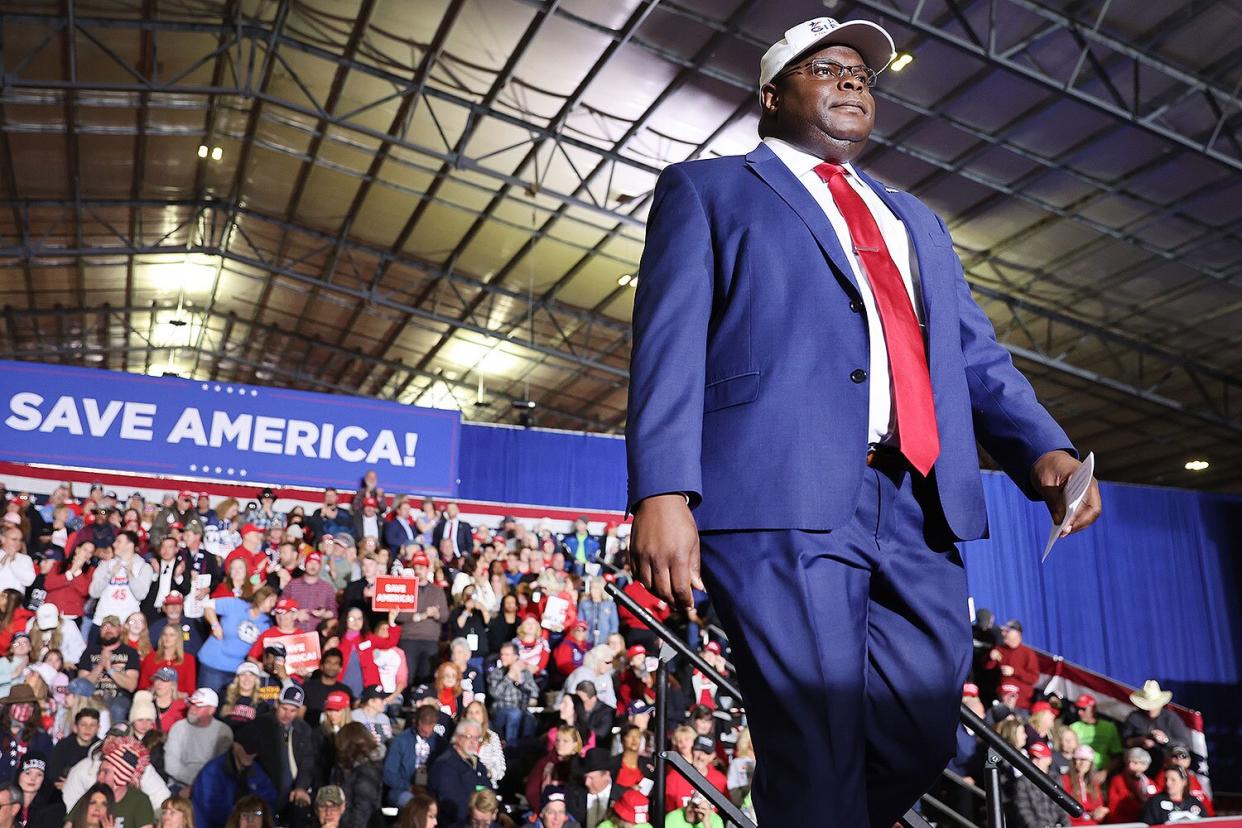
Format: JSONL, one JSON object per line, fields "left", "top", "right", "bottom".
{"left": 631, "top": 493, "right": 702, "bottom": 609}
{"left": 291, "top": 789, "right": 311, "bottom": 806}
{"left": 1031, "top": 450, "right": 1102, "bottom": 536}
{"left": 1000, "top": 665, "right": 1015, "bottom": 677}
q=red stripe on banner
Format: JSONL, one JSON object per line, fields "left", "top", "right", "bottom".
{"left": 0, "top": 460, "right": 628, "bottom": 524}
{"left": 1035, "top": 651, "right": 1204, "bottom": 732}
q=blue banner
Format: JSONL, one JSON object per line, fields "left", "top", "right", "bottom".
{"left": 0, "top": 360, "right": 460, "bottom": 494}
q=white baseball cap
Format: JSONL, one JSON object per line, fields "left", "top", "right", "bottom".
{"left": 189, "top": 687, "right": 219, "bottom": 707}
{"left": 759, "top": 17, "right": 896, "bottom": 92}
{"left": 36, "top": 602, "right": 59, "bottom": 630}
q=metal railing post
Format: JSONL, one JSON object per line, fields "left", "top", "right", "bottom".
{"left": 984, "top": 749, "right": 1005, "bottom": 828}
{"left": 653, "top": 641, "right": 671, "bottom": 826}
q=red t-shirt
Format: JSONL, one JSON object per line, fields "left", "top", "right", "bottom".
{"left": 138, "top": 652, "right": 198, "bottom": 696}
{"left": 664, "top": 765, "right": 728, "bottom": 811}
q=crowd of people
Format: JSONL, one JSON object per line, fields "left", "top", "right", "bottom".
{"left": 0, "top": 475, "right": 753, "bottom": 828}
{"left": 947, "top": 614, "right": 1214, "bottom": 826}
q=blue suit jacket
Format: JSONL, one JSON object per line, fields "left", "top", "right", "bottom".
{"left": 625, "top": 142, "right": 1073, "bottom": 540}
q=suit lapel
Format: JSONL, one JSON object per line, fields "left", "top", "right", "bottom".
{"left": 745, "top": 144, "right": 861, "bottom": 299}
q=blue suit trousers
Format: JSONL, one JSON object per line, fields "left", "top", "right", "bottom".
{"left": 699, "top": 465, "right": 972, "bottom": 827}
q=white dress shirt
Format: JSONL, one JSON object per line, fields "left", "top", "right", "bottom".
{"left": 586, "top": 784, "right": 612, "bottom": 828}
{"left": 762, "top": 136, "right": 925, "bottom": 446}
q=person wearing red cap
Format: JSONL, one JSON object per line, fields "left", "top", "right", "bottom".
{"left": 1024, "top": 699, "right": 1057, "bottom": 748}
{"left": 1012, "top": 741, "right": 1068, "bottom": 827}
{"left": 599, "top": 788, "right": 650, "bottom": 828}
{"left": 352, "top": 496, "right": 384, "bottom": 546}
{"left": 615, "top": 646, "right": 656, "bottom": 717}
{"left": 280, "top": 551, "right": 338, "bottom": 635}
{"left": 243, "top": 596, "right": 300, "bottom": 665}
{"left": 1069, "top": 694, "right": 1122, "bottom": 774}
{"left": 986, "top": 682, "right": 1025, "bottom": 728}
{"left": 149, "top": 491, "right": 197, "bottom": 548}
{"left": 223, "top": 525, "right": 268, "bottom": 588}
{"left": 615, "top": 580, "right": 670, "bottom": 655}
{"left": 553, "top": 622, "right": 592, "bottom": 678}
{"left": 394, "top": 551, "right": 448, "bottom": 685}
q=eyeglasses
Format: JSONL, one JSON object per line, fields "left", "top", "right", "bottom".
{"left": 774, "top": 58, "right": 878, "bottom": 88}
{"left": 315, "top": 803, "right": 343, "bottom": 810}
{"left": 239, "top": 811, "right": 265, "bottom": 820}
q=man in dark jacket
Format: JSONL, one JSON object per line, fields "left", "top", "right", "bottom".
{"left": 191, "top": 725, "right": 278, "bottom": 828}
{"left": 430, "top": 503, "right": 472, "bottom": 558}
{"left": 427, "top": 720, "right": 492, "bottom": 826}
{"left": 256, "top": 685, "right": 315, "bottom": 828}
{"left": 383, "top": 706, "right": 447, "bottom": 807}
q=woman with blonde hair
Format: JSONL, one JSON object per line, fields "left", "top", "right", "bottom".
{"left": 525, "top": 724, "right": 583, "bottom": 814}
{"left": 996, "top": 717, "right": 1027, "bottom": 751}
{"left": 728, "top": 727, "right": 756, "bottom": 805}
{"left": 140, "top": 624, "right": 197, "bottom": 695}
{"left": 220, "top": 663, "right": 264, "bottom": 724}
{"left": 158, "top": 795, "right": 194, "bottom": 828}
{"left": 515, "top": 616, "right": 551, "bottom": 679}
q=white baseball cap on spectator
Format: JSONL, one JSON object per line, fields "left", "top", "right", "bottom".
{"left": 758, "top": 17, "right": 896, "bottom": 94}
{"left": 235, "top": 662, "right": 262, "bottom": 677}
{"left": 189, "top": 687, "right": 219, "bottom": 707}
{"left": 35, "top": 603, "right": 59, "bottom": 630}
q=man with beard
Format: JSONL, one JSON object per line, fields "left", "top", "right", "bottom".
{"left": 164, "top": 688, "right": 232, "bottom": 793}
{"left": 78, "top": 615, "right": 140, "bottom": 723}
{"left": 301, "top": 649, "right": 352, "bottom": 727}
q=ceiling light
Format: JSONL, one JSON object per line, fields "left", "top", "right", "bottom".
{"left": 617, "top": 274, "right": 633, "bottom": 286}
{"left": 197, "top": 145, "right": 208, "bottom": 158}
{"left": 1184, "top": 459, "right": 1210, "bottom": 472}
{"left": 210, "top": 146, "right": 223, "bottom": 161}
{"left": 890, "top": 53, "right": 914, "bottom": 72}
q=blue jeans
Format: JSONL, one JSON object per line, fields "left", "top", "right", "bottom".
{"left": 491, "top": 706, "right": 536, "bottom": 744}
{"left": 196, "top": 663, "right": 236, "bottom": 696}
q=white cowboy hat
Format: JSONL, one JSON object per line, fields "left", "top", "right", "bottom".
{"left": 1129, "top": 679, "right": 1173, "bottom": 711}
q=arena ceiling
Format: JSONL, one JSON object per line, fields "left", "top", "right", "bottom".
{"left": 1, "top": 0, "right": 1241, "bottom": 492}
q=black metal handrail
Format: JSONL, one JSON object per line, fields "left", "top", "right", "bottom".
{"left": 606, "top": 581, "right": 753, "bottom": 827}
{"left": 604, "top": 581, "right": 744, "bottom": 700}
{"left": 960, "top": 703, "right": 1085, "bottom": 824}
{"left": 605, "top": 577, "right": 1083, "bottom": 826}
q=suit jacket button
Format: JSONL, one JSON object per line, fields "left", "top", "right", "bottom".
{"left": 850, "top": 369, "right": 867, "bottom": 384}
{"left": 849, "top": 300, "right": 863, "bottom": 313}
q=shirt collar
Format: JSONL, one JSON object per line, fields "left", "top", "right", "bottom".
{"left": 762, "top": 136, "right": 859, "bottom": 180}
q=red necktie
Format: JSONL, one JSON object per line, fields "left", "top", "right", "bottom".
{"left": 814, "top": 163, "right": 940, "bottom": 475}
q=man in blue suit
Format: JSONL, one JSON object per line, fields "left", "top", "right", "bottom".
{"left": 625, "top": 16, "right": 1101, "bottom": 828}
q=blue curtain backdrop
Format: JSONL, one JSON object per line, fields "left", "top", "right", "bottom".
{"left": 458, "top": 423, "right": 627, "bottom": 511}
{"left": 458, "top": 423, "right": 1241, "bottom": 688}
{"left": 459, "top": 423, "right": 1242, "bottom": 780}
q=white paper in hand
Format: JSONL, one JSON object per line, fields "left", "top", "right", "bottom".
{"left": 1041, "top": 451, "right": 1094, "bottom": 563}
